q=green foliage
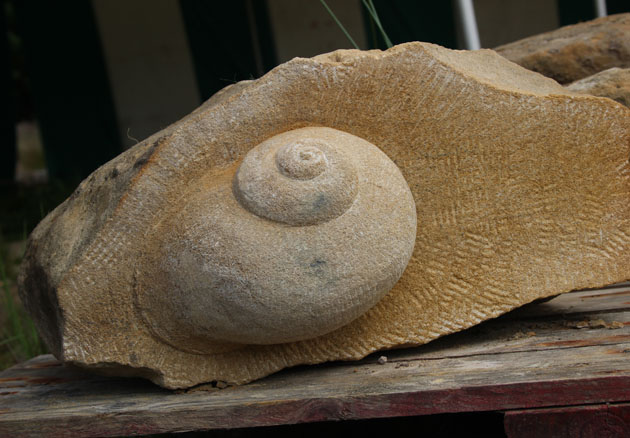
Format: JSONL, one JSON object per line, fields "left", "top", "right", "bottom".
{"left": 0, "top": 236, "right": 46, "bottom": 370}
{"left": 361, "top": 0, "right": 392, "bottom": 48}
{"left": 0, "top": 180, "right": 71, "bottom": 370}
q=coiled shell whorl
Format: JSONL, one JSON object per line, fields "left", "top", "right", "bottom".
{"left": 135, "top": 127, "right": 417, "bottom": 353}
{"left": 234, "top": 131, "right": 359, "bottom": 225}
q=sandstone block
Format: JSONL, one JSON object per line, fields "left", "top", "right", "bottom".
{"left": 18, "top": 43, "right": 630, "bottom": 388}
{"left": 496, "top": 13, "right": 630, "bottom": 84}
{"left": 567, "top": 67, "right": 630, "bottom": 108}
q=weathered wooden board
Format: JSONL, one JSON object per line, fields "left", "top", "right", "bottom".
{"left": 508, "top": 284, "right": 630, "bottom": 318}
{"left": 504, "top": 403, "right": 630, "bottom": 437}
{"left": 1, "top": 286, "right": 630, "bottom": 437}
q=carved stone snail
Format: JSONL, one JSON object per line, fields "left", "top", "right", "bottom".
{"left": 135, "top": 127, "right": 417, "bottom": 354}
{"left": 18, "top": 43, "right": 630, "bottom": 389}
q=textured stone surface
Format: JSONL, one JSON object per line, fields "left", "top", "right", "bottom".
{"left": 18, "top": 42, "right": 630, "bottom": 389}
{"left": 496, "top": 13, "right": 630, "bottom": 84}
{"left": 567, "top": 67, "right": 630, "bottom": 108}
{"left": 136, "top": 127, "right": 417, "bottom": 352}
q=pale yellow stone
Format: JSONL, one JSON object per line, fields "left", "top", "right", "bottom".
{"left": 567, "top": 67, "right": 630, "bottom": 108}
{"left": 18, "top": 42, "right": 630, "bottom": 388}
{"left": 496, "top": 13, "right": 630, "bottom": 84}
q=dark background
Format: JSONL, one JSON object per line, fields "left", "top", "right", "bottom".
{"left": 1, "top": 2, "right": 629, "bottom": 436}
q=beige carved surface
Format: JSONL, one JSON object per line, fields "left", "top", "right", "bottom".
{"left": 135, "top": 127, "right": 417, "bottom": 352}
{"left": 18, "top": 42, "right": 630, "bottom": 388}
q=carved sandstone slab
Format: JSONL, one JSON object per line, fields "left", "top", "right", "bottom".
{"left": 18, "top": 42, "right": 630, "bottom": 388}
{"left": 496, "top": 13, "right": 630, "bottom": 84}
{"left": 567, "top": 67, "right": 630, "bottom": 108}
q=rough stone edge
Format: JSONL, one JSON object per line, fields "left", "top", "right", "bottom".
{"left": 567, "top": 67, "right": 630, "bottom": 108}
{"left": 19, "top": 42, "right": 630, "bottom": 388}
{"left": 16, "top": 81, "right": 255, "bottom": 361}
{"left": 495, "top": 13, "right": 630, "bottom": 57}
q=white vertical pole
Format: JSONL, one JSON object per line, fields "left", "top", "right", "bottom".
{"left": 455, "top": 0, "right": 481, "bottom": 50}
{"left": 594, "top": 0, "right": 607, "bottom": 17}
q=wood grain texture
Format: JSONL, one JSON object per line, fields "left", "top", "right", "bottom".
{"left": 2, "top": 285, "right": 630, "bottom": 437}
{"left": 504, "top": 403, "right": 630, "bottom": 437}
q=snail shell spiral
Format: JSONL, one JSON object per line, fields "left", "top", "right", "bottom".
{"left": 135, "top": 127, "right": 417, "bottom": 354}
{"left": 234, "top": 132, "right": 358, "bottom": 225}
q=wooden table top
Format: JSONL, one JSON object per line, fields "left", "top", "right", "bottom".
{"left": 2, "top": 284, "right": 630, "bottom": 437}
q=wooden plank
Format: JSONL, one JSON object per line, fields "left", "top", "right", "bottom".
{"left": 506, "top": 284, "right": 630, "bottom": 319}
{"left": 2, "top": 288, "right": 630, "bottom": 437}
{"left": 3, "top": 345, "right": 630, "bottom": 437}
{"left": 382, "top": 308, "right": 630, "bottom": 363}
{"left": 504, "top": 403, "right": 630, "bottom": 438}
{"left": 367, "top": 284, "right": 630, "bottom": 364}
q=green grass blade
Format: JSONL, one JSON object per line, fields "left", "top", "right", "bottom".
{"left": 319, "top": 0, "right": 360, "bottom": 50}
{"left": 0, "top": 255, "right": 21, "bottom": 343}
{"left": 0, "top": 243, "right": 46, "bottom": 366}
{"left": 24, "top": 317, "right": 44, "bottom": 358}
{"left": 362, "top": 0, "right": 393, "bottom": 48}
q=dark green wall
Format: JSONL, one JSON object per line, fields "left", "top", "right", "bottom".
{"left": 558, "top": 0, "right": 629, "bottom": 25}
{"left": 0, "top": 1, "right": 15, "bottom": 183}
{"left": 15, "top": 0, "right": 121, "bottom": 182}
{"left": 180, "top": 0, "right": 276, "bottom": 100}
{"left": 363, "top": 1, "right": 457, "bottom": 50}
{"left": 607, "top": 0, "right": 630, "bottom": 15}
